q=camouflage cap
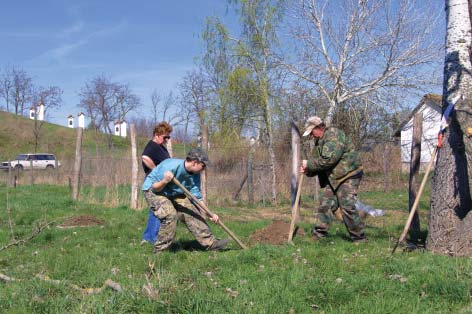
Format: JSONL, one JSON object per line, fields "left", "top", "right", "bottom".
{"left": 187, "top": 147, "right": 210, "bottom": 165}
{"left": 302, "top": 116, "right": 324, "bottom": 136}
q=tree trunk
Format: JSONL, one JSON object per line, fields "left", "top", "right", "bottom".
{"left": 408, "top": 113, "right": 423, "bottom": 239}
{"left": 427, "top": 0, "right": 472, "bottom": 256}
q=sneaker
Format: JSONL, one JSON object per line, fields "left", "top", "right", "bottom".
{"left": 208, "top": 239, "right": 229, "bottom": 251}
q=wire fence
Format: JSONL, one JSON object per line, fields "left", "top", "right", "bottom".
{"left": 0, "top": 138, "right": 407, "bottom": 209}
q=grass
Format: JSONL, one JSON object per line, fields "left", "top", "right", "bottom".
{"left": 1, "top": 184, "right": 471, "bottom": 313}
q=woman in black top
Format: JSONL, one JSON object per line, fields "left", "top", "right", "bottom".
{"left": 141, "top": 121, "right": 173, "bottom": 244}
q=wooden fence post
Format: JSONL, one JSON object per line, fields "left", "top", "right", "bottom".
{"left": 247, "top": 138, "right": 255, "bottom": 206}
{"left": 291, "top": 121, "right": 301, "bottom": 206}
{"left": 55, "top": 159, "right": 59, "bottom": 185}
{"left": 7, "top": 161, "right": 12, "bottom": 188}
{"left": 383, "top": 143, "right": 391, "bottom": 192}
{"left": 29, "top": 159, "right": 34, "bottom": 185}
{"left": 130, "top": 124, "right": 139, "bottom": 210}
{"left": 201, "top": 124, "right": 208, "bottom": 206}
{"left": 167, "top": 138, "right": 173, "bottom": 157}
{"left": 72, "top": 127, "right": 84, "bottom": 201}
{"left": 408, "top": 112, "right": 422, "bottom": 239}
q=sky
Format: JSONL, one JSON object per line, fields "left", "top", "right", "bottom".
{"left": 0, "top": 0, "right": 236, "bottom": 126}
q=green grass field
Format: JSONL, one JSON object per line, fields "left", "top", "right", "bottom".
{"left": 1, "top": 184, "right": 471, "bottom": 313}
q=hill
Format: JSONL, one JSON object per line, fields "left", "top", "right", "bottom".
{"left": 0, "top": 111, "right": 187, "bottom": 162}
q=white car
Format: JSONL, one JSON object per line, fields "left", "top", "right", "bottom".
{"left": 1, "top": 153, "right": 61, "bottom": 170}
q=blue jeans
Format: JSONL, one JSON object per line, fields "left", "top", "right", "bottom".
{"left": 142, "top": 209, "right": 161, "bottom": 243}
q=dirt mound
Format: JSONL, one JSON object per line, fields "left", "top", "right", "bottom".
{"left": 249, "top": 220, "right": 306, "bottom": 245}
{"left": 57, "top": 215, "right": 105, "bottom": 228}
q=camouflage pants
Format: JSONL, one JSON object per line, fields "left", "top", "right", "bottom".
{"left": 314, "top": 175, "right": 365, "bottom": 241}
{"left": 143, "top": 190, "right": 216, "bottom": 252}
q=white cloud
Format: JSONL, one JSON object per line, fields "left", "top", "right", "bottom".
{"left": 29, "top": 20, "right": 128, "bottom": 64}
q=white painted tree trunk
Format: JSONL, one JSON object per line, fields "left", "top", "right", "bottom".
{"left": 426, "top": 0, "right": 472, "bottom": 256}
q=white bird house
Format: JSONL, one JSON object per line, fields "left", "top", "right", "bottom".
{"left": 114, "top": 120, "right": 127, "bottom": 137}
{"left": 78, "top": 112, "right": 85, "bottom": 128}
{"left": 67, "top": 115, "right": 74, "bottom": 128}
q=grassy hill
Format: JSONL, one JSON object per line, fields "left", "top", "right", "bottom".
{"left": 0, "top": 111, "right": 188, "bottom": 162}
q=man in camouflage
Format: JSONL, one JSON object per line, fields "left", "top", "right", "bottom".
{"left": 300, "top": 116, "right": 366, "bottom": 243}
{"left": 142, "top": 147, "right": 229, "bottom": 253}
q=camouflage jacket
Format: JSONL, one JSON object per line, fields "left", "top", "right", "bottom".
{"left": 305, "top": 127, "right": 362, "bottom": 184}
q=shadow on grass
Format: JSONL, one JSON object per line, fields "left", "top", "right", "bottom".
{"left": 168, "top": 240, "right": 231, "bottom": 253}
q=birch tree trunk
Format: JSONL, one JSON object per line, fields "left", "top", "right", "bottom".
{"left": 426, "top": 0, "right": 472, "bottom": 256}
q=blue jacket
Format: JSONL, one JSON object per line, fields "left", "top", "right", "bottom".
{"left": 142, "top": 158, "right": 202, "bottom": 200}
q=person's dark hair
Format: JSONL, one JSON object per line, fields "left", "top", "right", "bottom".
{"left": 153, "top": 121, "right": 173, "bottom": 136}
{"left": 185, "top": 147, "right": 209, "bottom": 164}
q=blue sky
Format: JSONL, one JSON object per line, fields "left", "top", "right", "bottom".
{"left": 0, "top": 1, "right": 235, "bottom": 126}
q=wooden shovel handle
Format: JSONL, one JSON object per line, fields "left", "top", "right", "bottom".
{"left": 392, "top": 146, "right": 438, "bottom": 254}
{"left": 288, "top": 175, "right": 304, "bottom": 242}
{"left": 171, "top": 177, "right": 248, "bottom": 250}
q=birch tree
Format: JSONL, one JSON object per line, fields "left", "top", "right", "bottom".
{"left": 427, "top": 0, "right": 472, "bottom": 256}
{"left": 284, "top": 0, "right": 442, "bottom": 125}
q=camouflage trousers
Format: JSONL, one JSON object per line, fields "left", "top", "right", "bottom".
{"left": 313, "top": 175, "right": 365, "bottom": 241}
{"left": 143, "top": 190, "right": 216, "bottom": 252}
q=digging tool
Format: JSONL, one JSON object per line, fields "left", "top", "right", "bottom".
{"left": 392, "top": 145, "right": 438, "bottom": 254}
{"left": 288, "top": 175, "right": 304, "bottom": 243}
{"left": 171, "top": 177, "right": 248, "bottom": 250}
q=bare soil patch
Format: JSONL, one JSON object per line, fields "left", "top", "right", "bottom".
{"left": 249, "top": 220, "right": 306, "bottom": 245}
{"left": 57, "top": 215, "right": 105, "bottom": 228}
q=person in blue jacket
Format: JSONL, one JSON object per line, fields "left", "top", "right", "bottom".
{"left": 142, "top": 148, "right": 229, "bottom": 252}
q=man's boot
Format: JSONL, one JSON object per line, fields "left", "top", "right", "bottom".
{"left": 208, "top": 238, "right": 229, "bottom": 251}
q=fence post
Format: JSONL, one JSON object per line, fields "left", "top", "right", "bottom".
{"left": 201, "top": 124, "right": 208, "bottom": 206}
{"left": 72, "top": 127, "right": 84, "bottom": 201}
{"left": 247, "top": 138, "right": 255, "bottom": 206}
{"left": 383, "top": 143, "right": 391, "bottom": 192}
{"left": 7, "top": 161, "right": 12, "bottom": 188}
{"left": 408, "top": 112, "right": 422, "bottom": 239}
{"left": 29, "top": 159, "right": 34, "bottom": 185}
{"left": 167, "top": 138, "right": 173, "bottom": 158}
{"left": 291, "top": 121, "right": 301, "bottom": 206}
{"left": 55, "top": 159, "right": 59, "bottom": 185}
{"left": 130, "top": 124, "right": 139, "bottom": 210}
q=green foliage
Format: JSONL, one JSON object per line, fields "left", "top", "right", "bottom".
{"left": 1, "top": 184, "right": 471, "bottom": 313}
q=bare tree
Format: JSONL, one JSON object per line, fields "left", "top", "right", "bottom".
{"left": 78, "top": 75, "right": 141, "bottom": 134}
{"left": 31, "top": 86, "right": 63, "bottom": 151}
{"left": 284, "top": 0, "right": 443, "bottom": 124}
{"left": 150, "top": 89, "right": 161, "bottom": 126}
{"left": 0, "top": 66, "right": 14, "bottom": 112}
{"left": 427, "top": 0, "right": 472, "bottom": 256}
{"left": 8, "top": 66, "right": 33, "bottom": 116}
{"left": 115, "top": 83, "right": 140, "bottom": 122}
{"left": 179, "top": 69, "right": 209, "bottom": 141}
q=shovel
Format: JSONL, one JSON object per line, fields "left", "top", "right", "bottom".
{"left": 288, "top": 175, "right": 304, "bottom": 243}
{"left": 171, "top": 177, "right": 248, "bottom": 250}
{"left": 392, "top": 145, "right": 438, "bottom": 254}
